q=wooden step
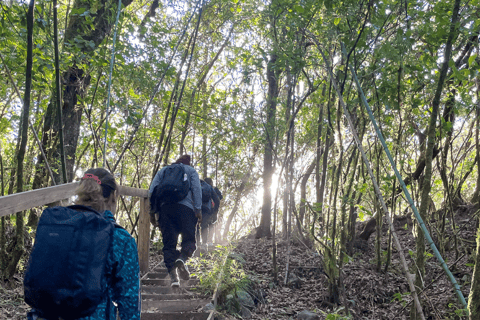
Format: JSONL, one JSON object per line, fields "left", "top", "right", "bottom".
{"left": 142, "top": 299, "right": 211, "bottom": 313}
{"left": 142, "top": 293, "right": 208, "bottom": 300}
{"left": 141, "top": 312, "right": 211, "bottom": 320}
{"left": 142, "top": 285, "right": 199, "bottom": 294}
{"left": 141, "top": 260, "right": 213, "bottom": 320}
{"left": 142, "top": 279, "right": 200, "bottom": 286}
{"left": 145, "top": 272, "right": 198, "bottom": 280}
{"left": 153, "top": 267, "right": 197, "bottom": 273}
{"left": 145, "top": 272, "right": 169, "bottom": 279}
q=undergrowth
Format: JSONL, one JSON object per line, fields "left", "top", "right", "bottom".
{"left": 189, "top": 245, "right": 258, "bottom": 315}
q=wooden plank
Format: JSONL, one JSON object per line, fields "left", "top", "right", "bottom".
{"left": 142, "top": 286, "right": 198, "bottom": 294}
{"left": 138, "top": 197, "right": 151, "bottom": 273}
{"left": 206, "top": 310, "right": 215, "bottom": 320}
{"left": 142, "top": 294, "right": 208, "bottom": 300}
{"left": 145, "top": 272, "right": 169, "bottom": 279}
{"left": 141, "top": 299, "right": 211, "bottom": 313}
{"left": 0, "top": 182, "right": 79, "bottom": 218}
{"left": 142, "top": 279, "right": 200, "bottom": 286}
{"left": 118, "top": 185, "right": 148, "bottom": 198}
{"left": 145, "top": 272, "right": 197, "bottom": 280}
{"left": 0, "top": 182, "right": 148, "bottom": 218}
{"left": 141, "top": 312, "right": 210, "bottom": 320}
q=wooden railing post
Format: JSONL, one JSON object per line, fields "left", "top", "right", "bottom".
{"left": 138, "top": 197, "right": 150, "bottom": 273}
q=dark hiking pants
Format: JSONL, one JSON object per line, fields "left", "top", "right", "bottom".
{"left": 196, "top": 209, "right": 215, "bottom": 244}
{"left": 158, "top": 203, "right": 198, "bottom": 272}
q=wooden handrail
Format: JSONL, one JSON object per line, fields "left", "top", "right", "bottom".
{"left": 0, "top": 182, "right": 79, "bottom": 218}
{"left": 0, "top": 182, "right": 151, "bottom": 272}
{"left": 0, "top": 182, "right": 149, "bottom": 218}
{"left": 118, "top": 185, "right": 149, "bottom": 198}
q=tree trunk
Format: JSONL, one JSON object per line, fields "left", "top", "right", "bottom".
{"left": 468, "top": 76, "right": 480, "bottom": 320}
{"left": 0, "top": 153, "right": 6, "bottom": 279}
{"left": 315, "top": 84, "right": 326, "bottom": 207}
{"left": 468, "top": 222, "right": 480, "bottom": 319}
{"left": 41, "top": 0, "right": 133, "bottom": 183}
{"left": 4, "top": 0, "right": 35, "bottom": 281}
{"left": 151, "top": 67, "right": 184, "bottom": 177}
{"left": 179, "top": 24, "right": 234, "bottom": 153}
{"left": 472, "top": 82, "right": 480, "bottom": 204}
{"left": 411, "top": 1, "right": 460, "bottom": 317}
{"left": 282, "top": 67, "right": 294, "bottom": 239}
{"left": 54, "top": 0, "right": 67, "bottom": 183}
{"left": 316, "top": 83, "right": 333, "bottom": 229}
{"left": 375, "top": 144, "right": 382, "bottom": 272}
{"left": 256, "top": 53, "right": 279, "bottom": 239}
{"left": 299, "top": 158, "right": 316, "bottom": 225}
{"left": 223, "top": 176, "right": 249, "bottom": 240}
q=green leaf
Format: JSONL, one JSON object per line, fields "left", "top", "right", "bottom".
{"left": 294, "top": 5, "right": 304, "bottom": 13}
{"left": 334, "top": 17, "right": 341, "bottom": 26}
{"left": 469, "top": 54, "right": 477, "bottom": 68}
{"left": 236, "top": 7, "right": 242, "bottom": 13}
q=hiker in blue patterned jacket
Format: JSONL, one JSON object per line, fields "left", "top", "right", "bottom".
{"left": 26, "top": 168, "right": 141, "bottom": 320}
{"left": 149, "top": 154, "right": 202, "bottom": 287}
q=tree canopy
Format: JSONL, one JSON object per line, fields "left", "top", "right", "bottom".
{"left": 1, "top": 0, "right": 480, "bottom": 317}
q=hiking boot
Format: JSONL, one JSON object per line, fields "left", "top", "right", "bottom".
{"left": 169, "top": 269, "right": 179, "bottom": 287}
{"left": 174, "top": 258, "right": 190, "bottom": 281}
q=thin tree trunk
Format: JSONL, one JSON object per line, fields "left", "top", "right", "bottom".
{"left": 411, "top": 1, "right": 461, "bottom": 317}
{"left": 256, "top": 53, "right": 279, "bottom": 239}
{"left": 151, "top": 72, "right": 183, "bottom": 177}
{"left": 315, "top": 84, "right": 326, "bottom": 207}
{"left": 299, "top": 158, "right": 316, "bottom": 225}
{"left": 54, "top": 0, "right": 67, "bottom": 183}
{"left": 375, "top": 143, "right": 382, "bottom": 272}
{"left": 317, "top": 83, "right": 333, "bottom": 230}
{"left": 159, "top": 5, "right": 204, "bottom": 168}
{"left": 0, "top": 152, "right": 6, "bottom": 279}
{"left": 5, "top": 0, "right": 35, "bottom": 281}
{"left": 179, "top": 24, "right": 235, "bottom": 152}
{"left": 40, "top": 0, "right": 134, "bottom": 183}
{"left": 223, "top": 176, "right": 249, "bottom": 240}
{"left": 468, "top": 75, "right": 480, "bottom": 320}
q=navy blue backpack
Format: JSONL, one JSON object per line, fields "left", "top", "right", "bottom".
{"left": 150, "top": 163, "right": 190, "bottom": 212}
{"left": 200, "top": 180, "right": 212, "bottom": 203}
{"left": 24, "top": 205, "right": 116, "bottom": 319}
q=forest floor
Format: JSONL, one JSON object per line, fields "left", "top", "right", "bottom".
{"left": 230, "top": 204, "right": 477, "bottom": 320}
{"left": 0, "top": 203, "right": 477, "bottom": 319}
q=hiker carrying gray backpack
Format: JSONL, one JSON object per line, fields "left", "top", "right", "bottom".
{"left": 149, "top": 154, "right": 202, "bottom": 287}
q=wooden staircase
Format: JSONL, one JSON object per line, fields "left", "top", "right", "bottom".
{"left": 141, "top": 263, "right": 213, "bottom": 320}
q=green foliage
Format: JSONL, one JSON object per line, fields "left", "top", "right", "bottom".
{"left": 323, "top": 306, "right": 352, "bottom": 319}
{"left": 0, "top": 3, "right": 479, "bottom": 310}
{"left": 391, "top": 292, "right": 411, "bottom": 307}
{"left": 190, "top": 246, "right": 251, "bottom": 301}
{"left": 189, "top": 246, "right": 254, "bottom": 314}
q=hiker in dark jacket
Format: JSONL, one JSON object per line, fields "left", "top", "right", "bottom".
{"left": 27, "top": 168, "right": 141, "bottom": 320}
{"left": 149, "top": 154, "right": 202, "bottom": 287}
{"left": 211, "top": 182, "right": 223, "bottom": 243}
{"left": 198, "top": 177, "right": 221, "bottom": 245}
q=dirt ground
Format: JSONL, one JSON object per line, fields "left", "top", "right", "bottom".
{"left": 0, "top": 203, "right": 477, "bottom": 319}
{"left": 231, "top": 204, "right": 476, "bottom": 319}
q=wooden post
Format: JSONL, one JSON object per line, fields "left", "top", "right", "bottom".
{"left": 138, "top": 197, "right": 150, "bottom": 273}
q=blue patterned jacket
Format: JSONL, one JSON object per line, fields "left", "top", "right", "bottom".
{"left": 27, "top": 210, "right": 141, "bottom": 320}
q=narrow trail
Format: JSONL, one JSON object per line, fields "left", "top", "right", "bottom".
{"left": 141, "top": 247, "right": 216, "bottom": 320}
